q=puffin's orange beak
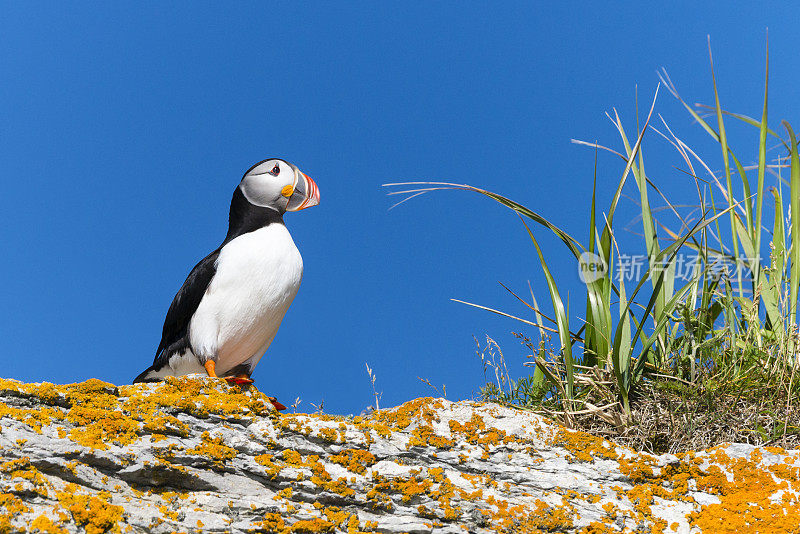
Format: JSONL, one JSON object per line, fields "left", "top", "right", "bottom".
{"left": 286, "top": 172, "right": 320, "bottom": 211}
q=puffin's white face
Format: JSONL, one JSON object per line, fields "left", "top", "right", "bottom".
{"left": 239, "top": 158, "right": 320, "bottom": 213}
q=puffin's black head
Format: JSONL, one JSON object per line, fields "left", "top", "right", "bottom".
{"left": 239, "top": 158, "right": 320, "bottom": 214}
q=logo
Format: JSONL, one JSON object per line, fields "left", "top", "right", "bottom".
{"left": 578, "top": 251, "right": 608, "bottom": 284}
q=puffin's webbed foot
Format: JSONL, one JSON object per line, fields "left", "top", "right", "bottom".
{"left": 267, "top": 397, "right": 287, "bottom": 411}
{"left": 222, "top": 376, "right": 285, "bottom": 411}
{"left": 225, "top": 375, "right": 255, "bottom": 385}
{"left": 204, "top": 365, "right": 284, "bottom": 411}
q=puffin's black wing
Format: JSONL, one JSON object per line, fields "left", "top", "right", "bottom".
{"left": 133, "top": 249, "right": 220, "bottom": 383}
{"left": 155, "top": 249, "right": 221, "bottom": 358}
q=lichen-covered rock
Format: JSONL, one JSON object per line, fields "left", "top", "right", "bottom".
{"left": 0, "top": 377, "right": 799, "bottom": 533}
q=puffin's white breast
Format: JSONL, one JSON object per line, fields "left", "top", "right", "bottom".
{"left": 188, "top": 223, "right": 303, "bottom": 374}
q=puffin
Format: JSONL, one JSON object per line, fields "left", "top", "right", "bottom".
{"left": 133, "top": 158, "right": 320, "bottom": 394}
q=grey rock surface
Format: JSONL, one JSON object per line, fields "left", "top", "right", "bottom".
{"left": 0, "top": 376, "right": 798, "bottom": 533}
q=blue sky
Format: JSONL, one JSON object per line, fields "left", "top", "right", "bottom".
{"left": 1, "top": 3, "right": 798, "bottom": 415}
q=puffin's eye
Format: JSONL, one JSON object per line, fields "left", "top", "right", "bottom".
{"left": 270, "top": 164, "right": 281, "bottom": 176}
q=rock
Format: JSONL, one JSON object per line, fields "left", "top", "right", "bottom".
{"left": 0, "top": 377, "right": 798, "bottom": 533}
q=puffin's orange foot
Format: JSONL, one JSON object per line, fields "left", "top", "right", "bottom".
{"left": 204, "top": 360, "right": 219, "bottom": 378}
{"left": 267, "top": 397, "right": 287, "bottom": 411}
{"left": 225, "top": 375, "right": 255, "bottom": 386}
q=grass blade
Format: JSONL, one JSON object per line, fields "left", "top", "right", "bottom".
{"left": 783, "top": 122, "right": 800, "bottom": 326}
{"left": 528, "top": 290, "right": 548, "bottom": 394}
{"left": 451, "top": 298, "right": 560, "bottom": 334}
{"left": 694, "top": 103, "right": 787, "bottom": 148}
{"left": 754, "top": 36, "right": 769, "bottom": 283}
{"left": 518, "top": 215, "right": 575, "bottom": 410}
{"left": 708, "top": 37, "right": 744, "bottom": 298}
{"left": 584, "top": 148, "right": 611, "bottom": 368}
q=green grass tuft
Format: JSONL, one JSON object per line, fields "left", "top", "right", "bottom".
{"left": 386, "top": 38, "right": 800, "bottom": 451}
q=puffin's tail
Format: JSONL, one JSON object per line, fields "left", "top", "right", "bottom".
{"left": 132, "top": 366, "right": 162, "bottom": 384}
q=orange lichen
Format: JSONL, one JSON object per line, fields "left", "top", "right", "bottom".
{"left": 577, "top": 521, "right": 617, "bottom": 534}
{"left": 186, "top": 431, "right": 238, "bottom": 469}
{"left": 0, "top": 400, "right": 64, "bottom": 434}
{"left": 0, "top": 377, "right": 279, "bottom": 461}
{"left": 1, "top": 457, "right": 50, "bottom": 498}
{"left": 285, "top": 518, "right": 336, "bottom": 532}
{"left": 142, "top": 413, "right": 189, "bottom": 437}
{"left": 157, "top": 505, "right": 179, "bottom": 522}
{"left": 30, "top": 515, "right": 69, "bottom": 534}
{"left": 57, "top": 484, "right": 124, "bottom": 534}
{"left": 449, "top": 413, "right": 486, "bottom": 440}
{"left": 282, "top": 449, "right": 303, "bottom": 465}
{"left": 0, "top": 491, "right": 32, "bottom": 515}
{"left": 511, "top": 499, "right": 575, "bottom": 533}
{"left": 685, "top": 449, "right": 800, "bottom": 532}
{"left": 254, "top": 453, "right": 282, "bottom": 478}
{"left": 550, "top": 427, "right": 620, "bottom": 463}
{"left": 317, "top": 427, "right": 341, "bottom": 443}
{"left": 407, "top": 424, "right": 456, "bottom": 449}
{"left": 252, "top": 512, "right": 286, "bottom": 532}
{"left": 329, "top": 449, "right": 377, "bottom": 474}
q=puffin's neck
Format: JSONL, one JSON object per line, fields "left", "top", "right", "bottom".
{"left": 223, "top": 187, "right": 284, "bottom": 245}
